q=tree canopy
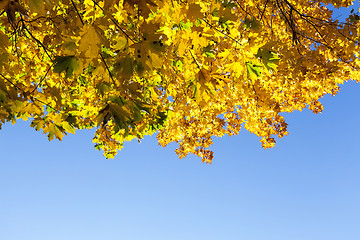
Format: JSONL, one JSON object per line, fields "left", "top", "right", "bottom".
{"left": 0, "top": 0, "right": 359, "bottom": 163}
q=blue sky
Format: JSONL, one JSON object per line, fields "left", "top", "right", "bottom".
{"left": 1, "top": 4, "right": 360, "bottom": 240}
{"left": 1, "top": 84, "right": 359, "bottom": 240}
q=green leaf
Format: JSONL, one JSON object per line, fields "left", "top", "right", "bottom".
{"left": 246, "top": 62, "right": 262, "bottom": 81}
{"left": 256, "top": 48, "right": 280, "bottom": 72}
{"left": 96, "top": 82, "right": 111, "bottom": 96}
{"left": 62, "top": 121, "right": 75, "bottom": 134}
{"left": 113, "top": 56, "right": 134, "bottom": 80}
{"left": 53, "top": 56, "right": 79, "bottom": 79}
{"left": 0, "top": 89, "right": 7, "bottom": 102}
{"left": 203, "top": 45, "right": 215, "bottom": 58}
{"left": 244, "top": 18, "right": 262, "bottom": 32}
{"left": 222, "top": 0, "right": 236, "bottom": 8}
{"left": 54, "top": 56, "right": 79, "bottom": 78}
{"left": 109, "top": 102, "right": 131, "bottom": 135}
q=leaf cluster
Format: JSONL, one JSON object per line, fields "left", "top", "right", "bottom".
{"left": 0, "top": 0, "right": 359, "bottom": 163}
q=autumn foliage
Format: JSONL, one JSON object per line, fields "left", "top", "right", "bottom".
{"left": 0, "top": 0, "right": 359, "bottom": 162}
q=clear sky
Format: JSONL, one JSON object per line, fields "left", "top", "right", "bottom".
{"left": 1, "top": 4, "right": 360, "bottom": 240}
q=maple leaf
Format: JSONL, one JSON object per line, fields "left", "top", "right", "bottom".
{"left": 0, "top": 0, "right": 359, "bottom": 163}
{"left": 256, "top": 48, "right": 280, "bottom": 73}
{"left": 78, "top": 25, "right": 108, "bottom": 63}
{"left": 27, "top": 0, "right": 46, "bottom": 15}
{"left": 53, "top": 56, "right": 79, "bottom": 79}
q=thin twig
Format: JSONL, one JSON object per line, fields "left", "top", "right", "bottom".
{"left": 275, "top": 0, "right": 299, "bottom": 44}
{"left": 100, "top": 53, "right": 116, "bottom": 85}
{"left": 259, "top": 0, "right": 270, "bottom": 21}
{"left": 21, "top": 21, "right": 53, "bottom": 60}
{"left": 91, "top": 0, "right": 135, "bottom": 43}
{"left": 30, "top": 63, "right": 55, "bottom": 94}
{"left": 189, "top": 50, "right": 207, "bottom": 82}
{"left": 0, "top": 72, "right": 61, "bottom": 113}
{"left": 71, "top": 0, "right": 84, "bottom": 25}
{"left": 0, "top": 73, "right": 24, "bottom": 92}
{"left": 201, "top": 18, "right": 243, "bottom": 47}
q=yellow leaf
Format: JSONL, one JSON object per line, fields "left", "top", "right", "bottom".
{"left": 78, "top": 25, "right": 106, "bottom": 61}
{"left": 27, "top": 0, "right": 45, "bottom": 15}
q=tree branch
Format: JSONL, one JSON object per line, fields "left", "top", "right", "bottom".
{"left": 21, "top": 20, "right": 53, "bottom": 60}
{"left": 71, "top": 0, "right": 84, "bottom": 25}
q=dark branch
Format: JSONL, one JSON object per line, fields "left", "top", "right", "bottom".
{"left": 21, "top": 20, "right": 53, "bottom": 60}
{"left": 71, "top": 0, "right": 85, "bottom": 25}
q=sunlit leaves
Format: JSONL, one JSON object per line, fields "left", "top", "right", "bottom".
{"left": 0, "top": 0, "right": 359, "bottom": 163}
{"left": 0, "top": 31, "right": 9, "bottom": 67}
